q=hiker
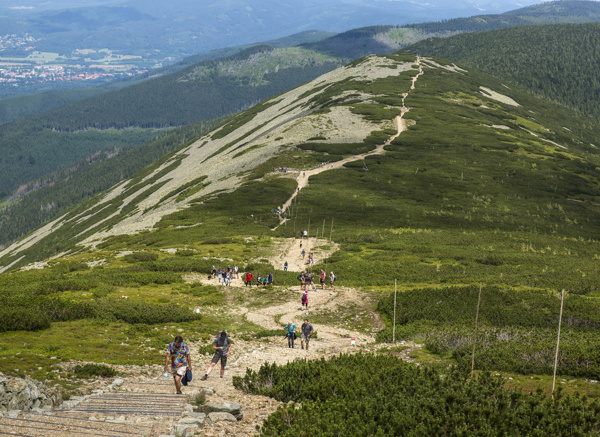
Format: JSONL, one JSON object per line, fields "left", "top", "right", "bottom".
{"left": 301, "top": 291, "right": 308, "bottom": 310}
{"left": 284, "top": 261, "right": 288, "bottom": 271}
{"left": 211, "top": 265, "right": 217, "bottom": 277}
{"left": 319, "top": 269, "right": 326, "bottom": 289}
{"left": 330, "top": 272, "right": 336, "bottom": 289}
{"left": 245, "top": 272, "right": 254, "bottom": 286}
{"left": 234, "top": 264, "right": 239, "bottom": 279}
{"left": 300, "top": 240, "right": 303, "bottom": 249}
{"left": 284, "top": 322, "right": 296, "bottom": 348}
{"left": 201, "top": 331, "right": 232, "bottom": 380}
{"left": 256, "top": 274, "right": 262, "bottom": 286}
{"left": 306, "top": 273, "right": 313, "bottom": 290}
{"left": 301, "top": 249, "right": 306, "bottom": 259}
{"left": 298, "top": 272, "right": 306, "bottom": 290}
{"left": 262, "top": 275, "right": 268, "bottom": 286}
{"left": 301, "top": 319, "right": 313, "bottom": 350}
{"left": 267, "top": 272, "right": 273, "bottom": 285}
{"left": 217, "top": 268, "right": 223, "bottom": 284}
{"left": 164, "top": 335, "right": 192, "bottom": 394}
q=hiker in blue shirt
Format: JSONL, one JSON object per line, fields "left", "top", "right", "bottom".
{"left": 284, "top": 322, "right": 296, "bottom": 348}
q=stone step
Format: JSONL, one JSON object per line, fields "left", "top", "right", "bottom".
{"left": 0, "top": 412, "right": 154, "bottom": 437}
{"left": 57, "top": 392, "right": 187, "bottom": 417}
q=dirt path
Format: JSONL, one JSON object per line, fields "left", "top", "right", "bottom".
{"left": 275, "top": 56, "right": 423, "bottom": 227}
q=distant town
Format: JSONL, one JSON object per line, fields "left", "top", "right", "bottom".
{"left": 0, "top": 34, "right": 153, "bottom": 93}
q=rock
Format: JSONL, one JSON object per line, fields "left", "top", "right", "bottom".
{"left": 198, "top": 403, "right": 243, "bottom": 420}
{"left": 0, "top": 375, "right": 62, "bottom": 413}
{"left": 183, "top": 411, "right": 207, "bottom": 420}
{"left": 179, "top": 415, "right": 206, "bottom": 427}
{"left": 208, "top": 412, "right": 237, "bottom": 422}
{"left": 173, "top": 424, "right": 197, "bottom": 436}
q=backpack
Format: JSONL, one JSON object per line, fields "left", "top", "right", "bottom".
{"left": 302, "top": 294, "right": 308, "bottom": 303}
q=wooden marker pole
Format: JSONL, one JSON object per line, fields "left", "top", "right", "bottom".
{"left": 322, "top": 219, "right": 326, "bottom": 239}
{"left": 470, "top": 282, "right": 483, "bottom": 378}
{"left": 552, "top": 289, "right": 565, "bottom": 397}
{"left": 329, "top": 218, "right": 334, "bottom": 242}
{"left": 392, "top": 279, "right": 397, "bottom": 343}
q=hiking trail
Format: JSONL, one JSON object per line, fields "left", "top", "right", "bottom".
{"left": 275, "top": 56, "right": 424, "bottom": 229}
{"left": 0, "top": 57, "right": 425, "bottom": 437}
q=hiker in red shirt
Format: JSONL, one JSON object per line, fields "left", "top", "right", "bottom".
{"left": 245, "top": 272, "right": 254, "bottom": 286}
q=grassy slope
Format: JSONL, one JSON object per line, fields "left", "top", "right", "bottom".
{"left": 2, "top": 53, "right": 600, "bottom": 390}
{"left": 402, "top": 23, "right": 600, "bottom": 118}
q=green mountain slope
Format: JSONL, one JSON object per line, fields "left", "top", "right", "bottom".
{"left": 3, "top": 53, "right": 600, "bottom": 274}
{"left": 2, "top": 55, "right": 600, "bottom": 426}
{"left": 4, "top": 2, "right": 600, "bottom": 249}
{"left": 402, "top": 23, "right": 600, "bottom": 118}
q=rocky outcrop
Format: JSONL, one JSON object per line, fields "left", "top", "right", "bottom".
{"left": 0, "top": 373, "right": 62, "bottom": 414}
{"left": 197, "top": 403, "right": 243, "bottom": 420}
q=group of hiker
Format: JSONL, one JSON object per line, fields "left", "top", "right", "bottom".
{"left": 164, "top": 318, "right": 315, "bottom": 393}
{"left": 163, "top": 331, "right": 232, "bottom": 394}
{"left": 210, "top": 265, "right": 239, "bottom": 286}
{"left": 284, "top": 318, "right": 314, "bottom": 349}
{"left": 298, "top": 269, "right": 335, "bottom": 290}
{"left": 244, "top": 271, "right": 274, "bottom": 286}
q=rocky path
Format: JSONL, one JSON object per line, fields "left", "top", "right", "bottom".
{"left": 0, "top": 58, "right": 425, "bottom": 437}
{"left": 275, "top": 56, "right": 423, "bottom": 227}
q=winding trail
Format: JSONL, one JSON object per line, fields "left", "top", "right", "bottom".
{"left": 276, "top": 56, "right": 424, "bottom": 227}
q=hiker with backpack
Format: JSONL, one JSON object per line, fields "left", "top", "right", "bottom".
{"left": 284, "top": 322, "right": 297, "bottom": 348}
{"left": 244, "top": 272, "right": 254, "bottom": 286}
{"left": 164, "top": 335, "right": 192, "bottom": 394}
{"left": 301, "top": 319, "right": 313, "bottom": 350}
{"left": 201, "top": 331, "right": 232, "bottom": 380}
{"left": 301, "top": 291, "right": 308, "bottom": 310}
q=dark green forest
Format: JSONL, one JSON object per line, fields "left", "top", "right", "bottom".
{"left": 0, "top": 118, "right": 220, "bottom": 247}
{"left": 403, "top": 23, "right": 600, "bottom": 118}
{"left": 407, "top": 0, "right": 600, "bottom": 33}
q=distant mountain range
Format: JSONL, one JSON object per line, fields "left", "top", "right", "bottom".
{"left": 2, "top": 1, "right": 600, "bottom": 250}
{"left": 0, "top": 0, "right": 543, "bottom": 58}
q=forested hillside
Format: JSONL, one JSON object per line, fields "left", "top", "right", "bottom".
{"left": 407, "top": 0, "right": 600, "bottom": 33}
{"left": 0, "top": 118, "right": 220, "bottom": 247}
{"left": 402, "top": 23, "right": 600, "bottom": 118}
{"left": 4, "top": 2, "right": 600, "bottom": 250}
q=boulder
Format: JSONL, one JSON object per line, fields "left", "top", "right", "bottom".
{"left": 0, "top": 375, "right": 61, "bottom": 413}
{"left": 208, "top": 412, "right": 237, "bottom": 422}
{"left": 178, "top": 414, "right": 205, "bottom": 427}
{"left": 198, "top": 402, "right": 243, "bottom": 420}
{"left": 173, "top": 424, "right": 197, "bottom": 436}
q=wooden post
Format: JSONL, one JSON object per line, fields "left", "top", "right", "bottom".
{"left": 552, "top": 289, "right": 565, "bottom": 397}
{"left": 392, "top": 279, "right": 397, "bottom": 343}
{"left": 307, "top": 217, "right": 311, "bottom": 238}
{"left": 329, "top": 218, "right": 334, "bottom": 242}
{"left": 322, "top": 219, "right": 326, "bottom": 240}
{"left": 470, "top": 282, "right": 483, "bottom": 378}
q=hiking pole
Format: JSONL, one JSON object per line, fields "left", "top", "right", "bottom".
{"left": 552, "top": 289, "right": 565, "bottom": 398}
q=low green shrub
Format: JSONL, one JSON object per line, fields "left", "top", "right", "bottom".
{"left": 123, "top": 252, "right": 159, "bottom": 263}
{"left": 234, "top": 353, "right": 600, "bottom": 436}
{"left": 73, "top": 363, "right": 117, "bottom": 378}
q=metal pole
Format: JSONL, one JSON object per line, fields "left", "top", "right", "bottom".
{"left": 392, "top": 279, "right": 397, "bottom": 343}
{"left": 552, "top": 289, "right": 565, "bottom": 397}
{"left": 470, "top": 282, "right": 483, "bottom": 378}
